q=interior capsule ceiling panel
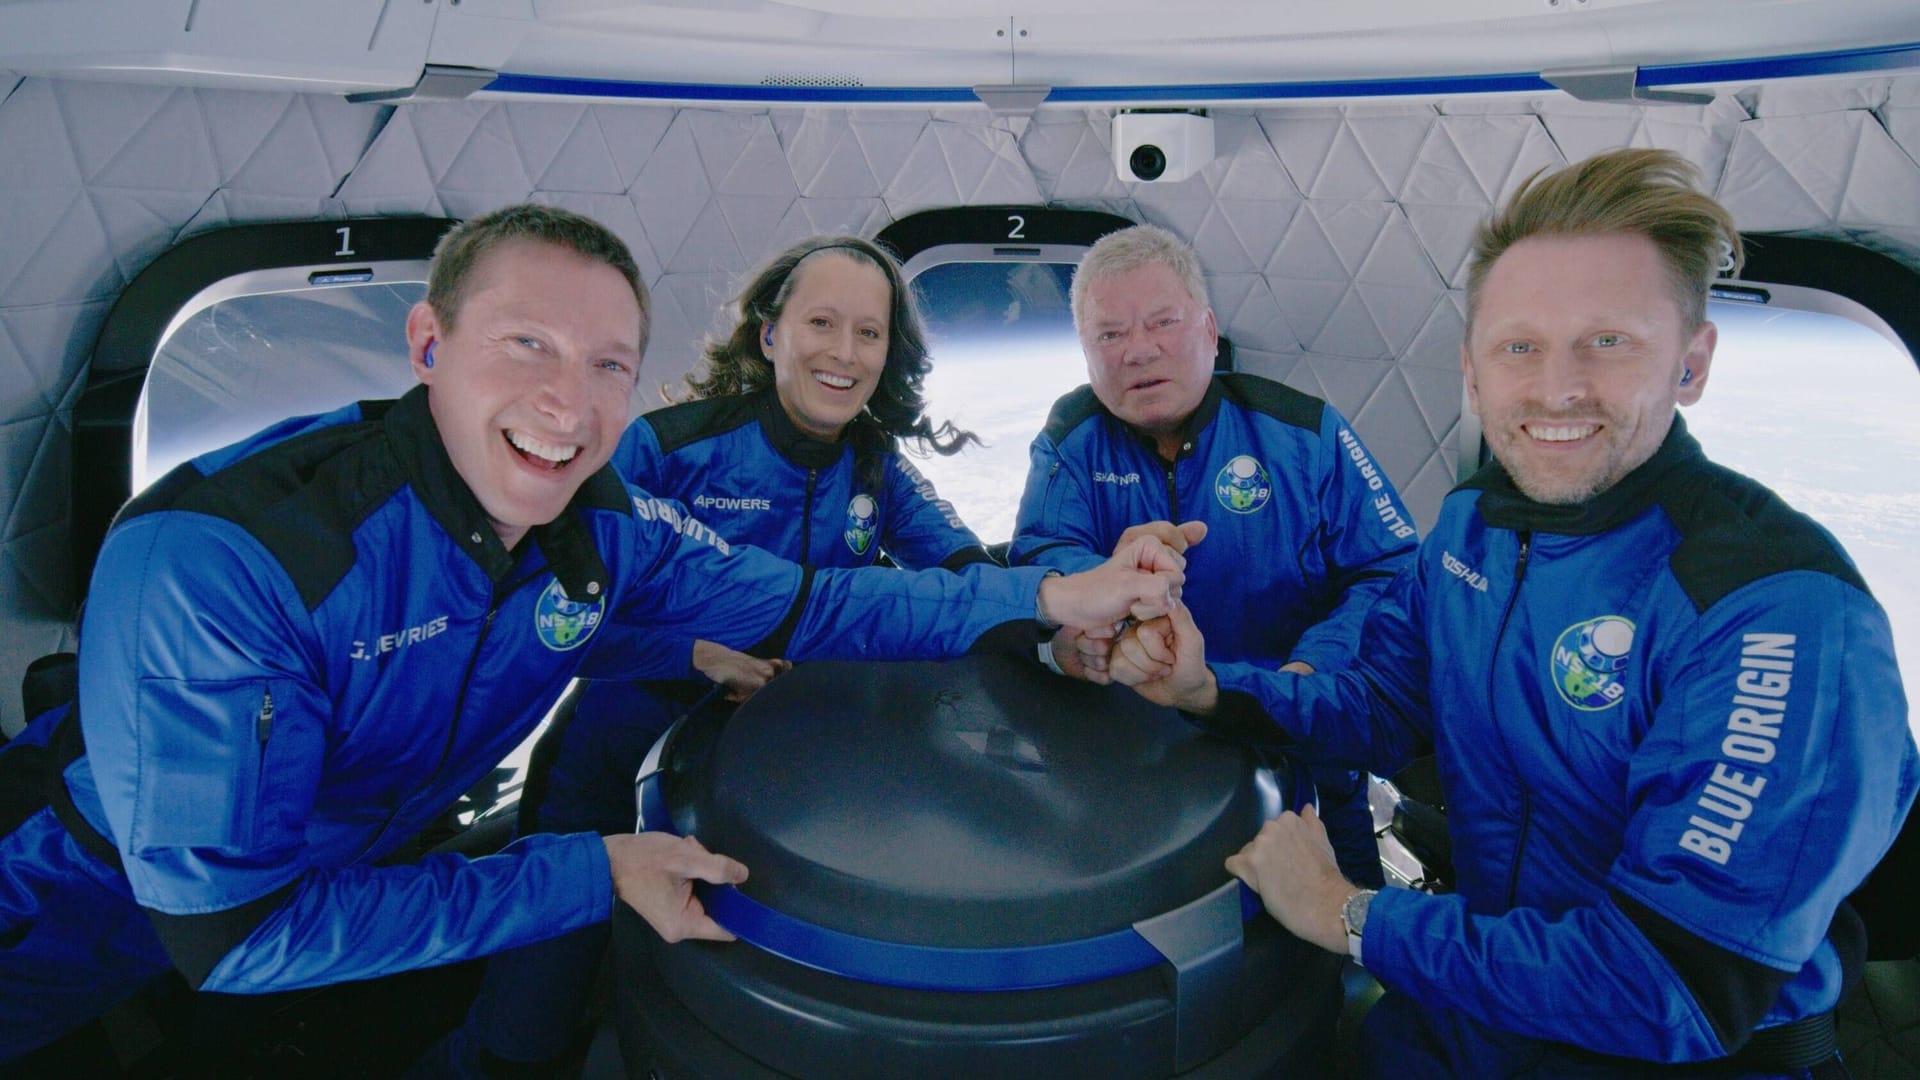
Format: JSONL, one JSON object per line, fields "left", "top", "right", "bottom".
{"left": 2, "top": 69, "right": 1919, "bottom": 732}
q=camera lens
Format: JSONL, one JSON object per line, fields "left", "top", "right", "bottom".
{"left": 1129, "top": 144, "right": 1167, "bottom": 181}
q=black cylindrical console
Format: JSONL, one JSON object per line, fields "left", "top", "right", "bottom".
{"left": 613, "top": 654, "right": 1342, "bottom": 1079}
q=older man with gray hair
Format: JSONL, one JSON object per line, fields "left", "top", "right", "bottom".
{"left": 1009, "top": 222, "right": 1418, "bottom": 889}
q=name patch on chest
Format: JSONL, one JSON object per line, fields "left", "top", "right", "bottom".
{"left": 1441, "top": 550, "right": 1490, "bottom": 592}
{"left": 693, "top": 494, "right": 772, "bottom": 512}
{"left": 349, "top": 614, "right": 449, "bottom": 661}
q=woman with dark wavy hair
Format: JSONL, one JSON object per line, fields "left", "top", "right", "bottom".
{"left": 469, "top": 236, "right": 992, "bottom": 1072}
{"left": 606, "top": 234, "right": 990, "bottom": 694}
{"left": 683, "top": 233, "right": 978, "bottom": 473}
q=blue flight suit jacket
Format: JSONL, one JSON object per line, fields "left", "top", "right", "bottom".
{"left": 51, "top": 387, "right": 1051, "bottom": 997}
{"left": 1009, "top": 374, "right": 1416, "bottom": 674}
{"left": 1208, "top": 419, "right": 1916, "bottom": 1067}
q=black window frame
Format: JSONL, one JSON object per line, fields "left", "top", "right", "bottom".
{"left": 72, "top": 217, "right": 454, "bottom": 596}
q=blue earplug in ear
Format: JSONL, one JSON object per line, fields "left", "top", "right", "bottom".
{"left": 1680, "top": 367, "right": 1693, "bottom": 385}
{"left": 764, "top": 326, "right": 774, "bottom": 346}
{"left": 424, "top": 340, "right": 436, "bottom": 369}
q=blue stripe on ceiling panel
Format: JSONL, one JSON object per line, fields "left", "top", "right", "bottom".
{"left": 485, "top": 42, "right": 1920, "bottom": 106}
{"left": 1643, "top": 42, "right": 1920, "bottom": 86}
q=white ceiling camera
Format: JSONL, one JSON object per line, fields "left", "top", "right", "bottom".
{"left": 1111, "top": 110, "right": 1215, "bottom": 183}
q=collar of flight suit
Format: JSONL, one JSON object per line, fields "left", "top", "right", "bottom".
{"left": 1464, "top": 413, "right": 1705, "bottom": 536}
{"left": 1115, "top": 375, "right": 1228, "bottom": 464}
{"left": 384, "top": 384, "right": 616, "bottom": 600}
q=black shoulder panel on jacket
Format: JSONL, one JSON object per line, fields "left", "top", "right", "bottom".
{"left": 643, "top": 394, "right": 759, "bottom": 456}
{"left": 146, "top": 882, "right": 297, "bottom": 990}
{"left": 1040, "top": 386, "right": 1106, "bottom": 445}
{"left": 575, "top": 463, "right": 635, "bottom": 514}
{"left": 1611, "top": 888, "right": 1795, "bottom": 1054}
{"left": 1218, "top": 372, "right": 1325, "bottom": 432}
{"left": 1658, "top": 461, "right": 1868, "bottom": 615}
{"left": 118, "top": 416, "right": 402, "bottom": 612}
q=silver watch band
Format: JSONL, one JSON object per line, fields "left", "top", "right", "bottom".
{"left": 1034, "top": 569, "right": 1064, "bottom": 630}
{"left": 1342, "top": 888, "right": 1376, "bottom": 966}
{"left": 1037, "top": 636, "right": 1066, "bottom": 676}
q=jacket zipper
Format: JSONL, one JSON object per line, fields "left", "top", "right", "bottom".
{"left": 1161, "top": 437, "right": 1194, "bottom": 519}
{"left": 800, "top": 468, "right": 818, "bottom": 564}
{"left": 352, "top": 575, "right": 523, "bottom": 862}
{"left": 1041, "top": 460, "right": 1062, "bottom": 535}
{"left": 439, "top": 583, "right": 509, "bottom": 786}
{"left": 254, "top": 686, "right": 275, "bottom": 785}
{"left": 1495, "top": 531, "right": 1534, "bottom": 909}
{"left": 257, "top": 686, "right": 275, "bottom": 743}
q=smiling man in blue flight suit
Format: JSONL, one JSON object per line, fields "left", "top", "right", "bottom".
{"left": 0, "top": 204, "right": 1187, "bottom": 1071}
{"left": 1112, "top": 150, "right": 1916, "bottom": 1077}
{"left": 1010, "top": 223, "right": 1417, "bottom": 889}
{"left": 455, "top": 234, "right": 1001, "bottom": 1075}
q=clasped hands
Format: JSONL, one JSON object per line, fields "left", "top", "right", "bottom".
{"left": 692, "top": 522, "right": 1197, "bottom": 708}
{"left": 1044, "top": 521, "right": 1205, "bottom": 687}
{"left": 1045, "top": 521, "right": 1310, "bottom": 708}
{"left": 1047, "top": 521, "right": 1349, "bottom": 955}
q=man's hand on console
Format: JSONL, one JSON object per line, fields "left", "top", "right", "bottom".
{"left": 1225, "top": 805, "right": 1357, "bottom": 956}
{"left": 605, "top": 832, "right": 748, "bottom": 944}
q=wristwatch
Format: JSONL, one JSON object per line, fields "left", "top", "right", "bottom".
{"left": 1341, "top": 888, "right": 1376, "bottom": 965}
{"left": 1034, "top": 569, "right": 1064, "bottom": 630}
{"left": 1037, "top": 635, "right": 1066, "bottom": 675}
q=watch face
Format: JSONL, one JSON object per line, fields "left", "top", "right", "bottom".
{"left": 1344, "top": 889, "right": 1374, "bottom": 936}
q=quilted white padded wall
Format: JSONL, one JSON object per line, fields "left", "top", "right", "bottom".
{"left": 3, "top": 71, "right": 1919, "bottom": 734}
{"left": 0, "top": 75, "right": 388, "bottom": 736}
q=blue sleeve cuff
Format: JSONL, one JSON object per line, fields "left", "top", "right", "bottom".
{"left": 1355, "top": 882, "right": 1421, "bottom": 989}
{"left": 578, "top": 830, "right": 615, "bottom": 925}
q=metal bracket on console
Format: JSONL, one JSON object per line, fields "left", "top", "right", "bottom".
{"left": 1133, "top": 879, "right": 1246, "bottom": 1072}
